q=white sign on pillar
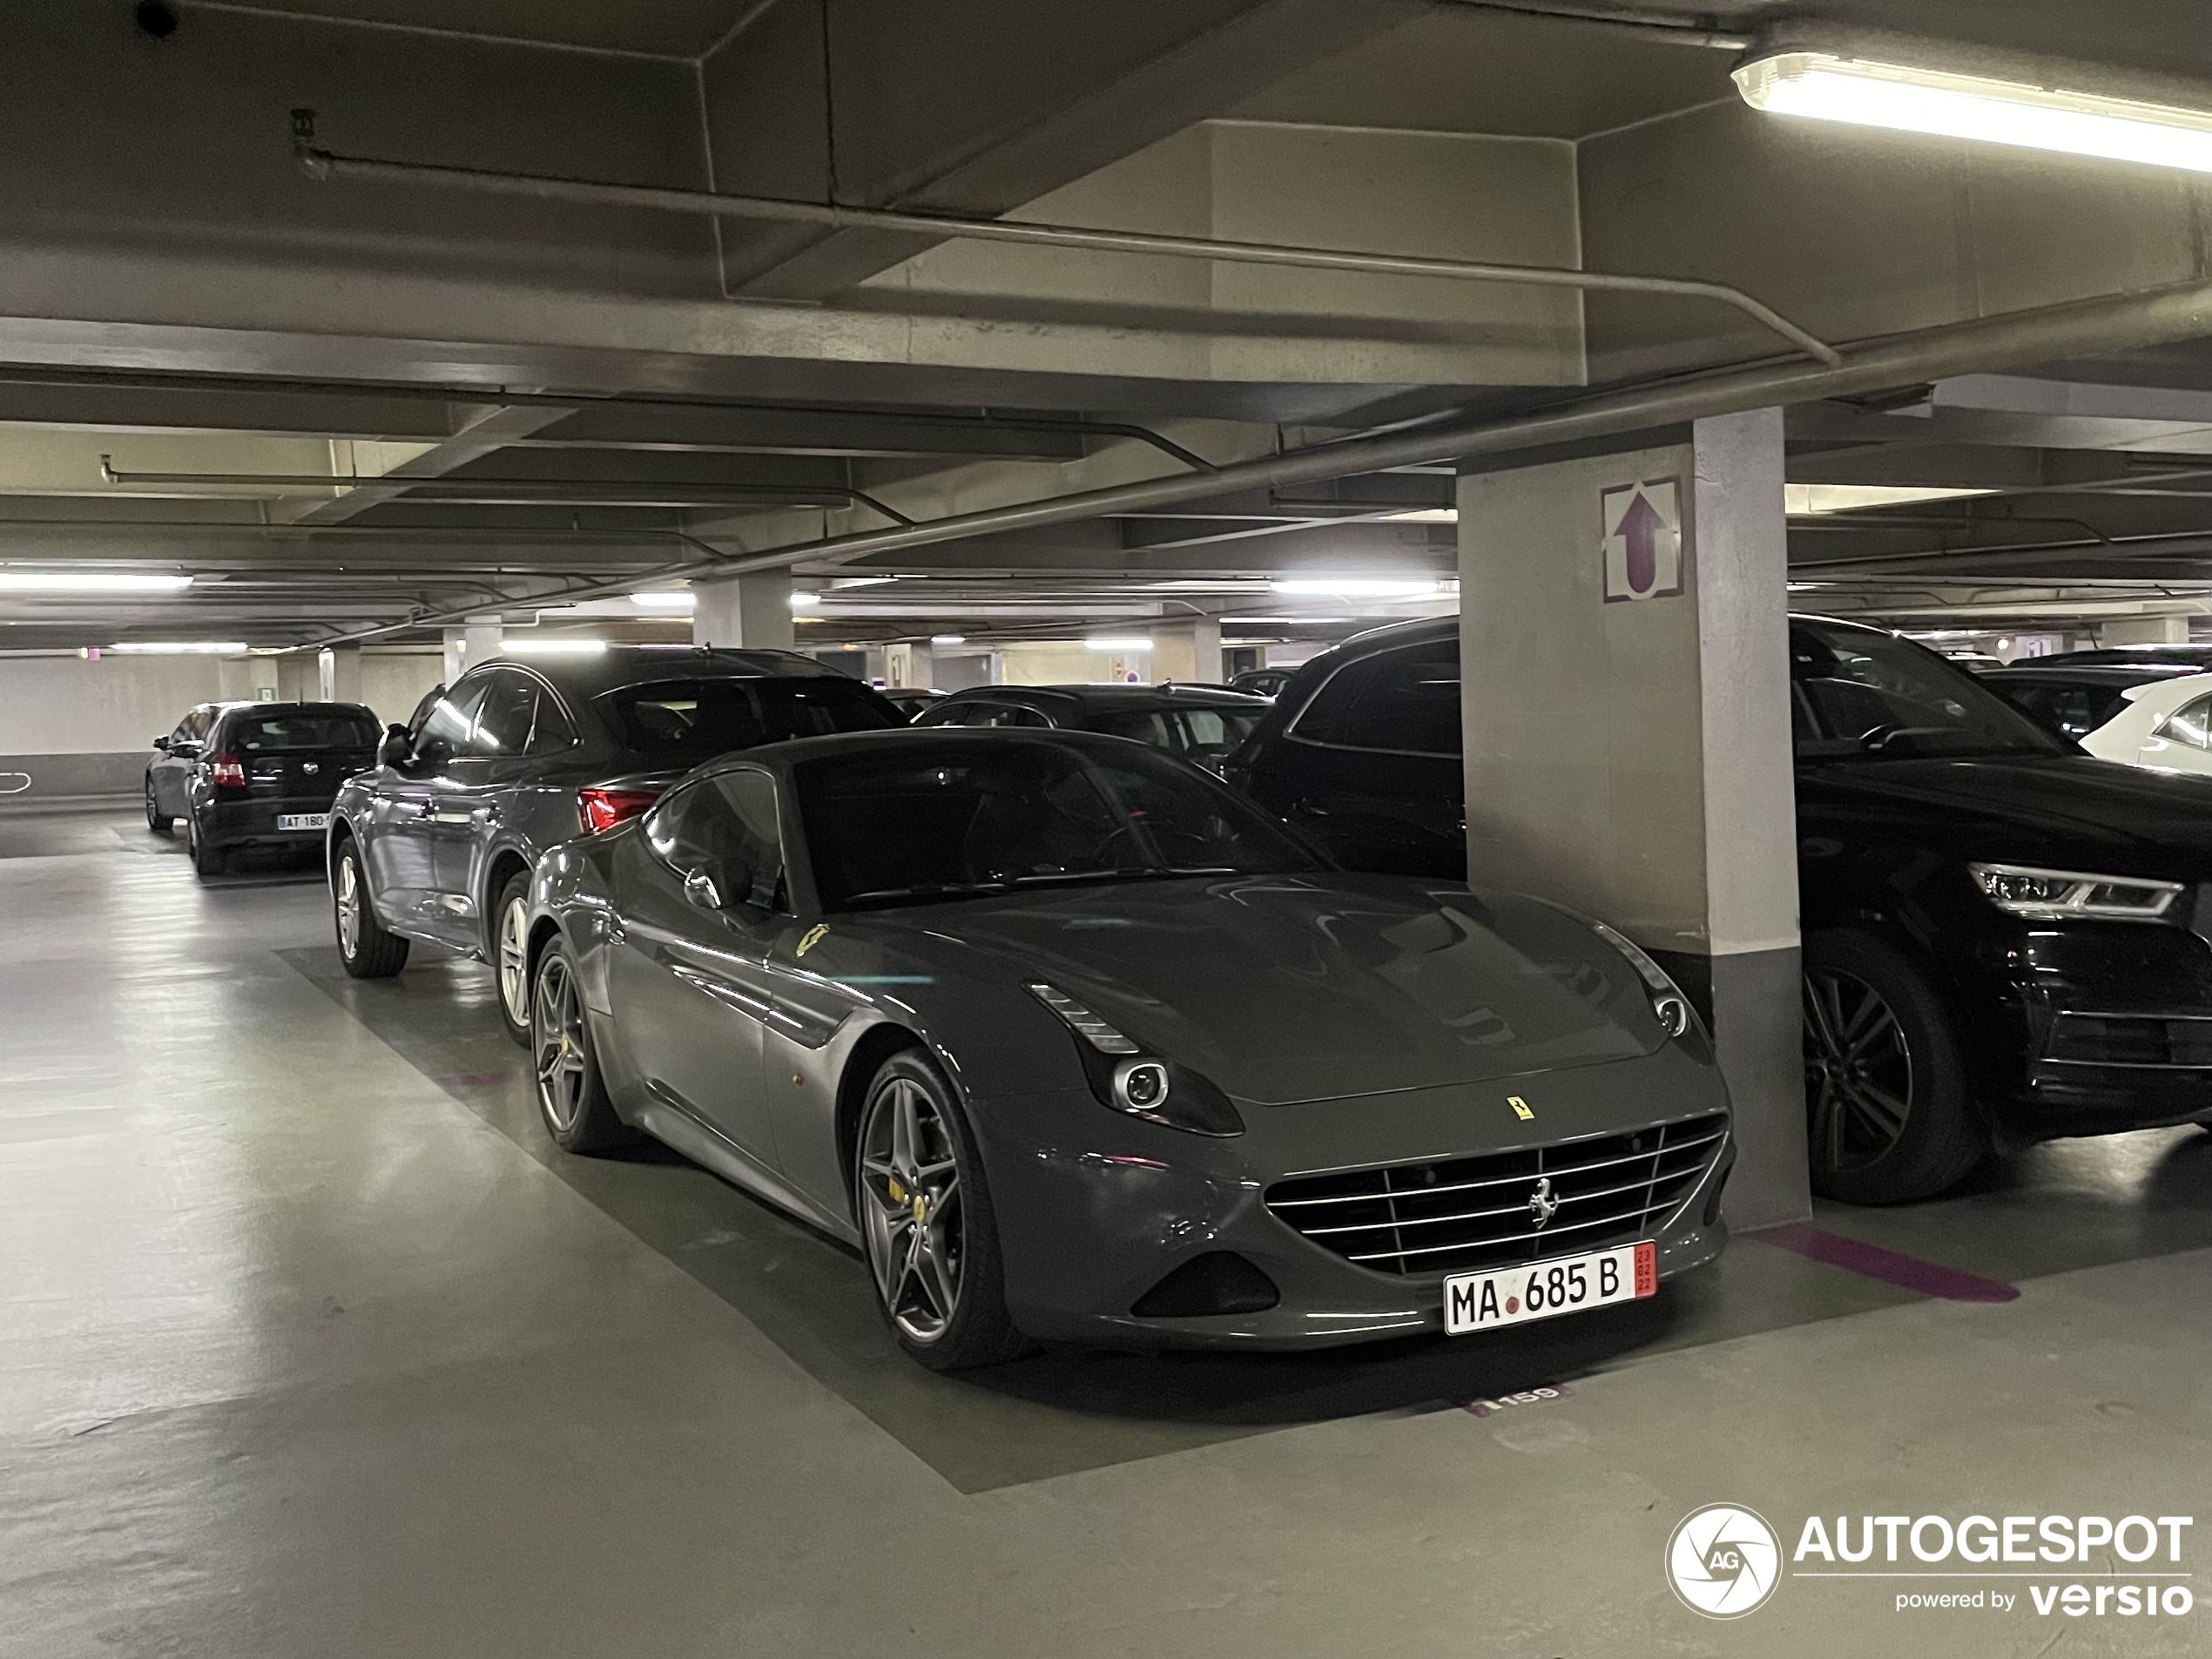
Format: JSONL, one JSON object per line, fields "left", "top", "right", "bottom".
{"left": 1599, "top": 477, "right": 1685, "bottom": 603}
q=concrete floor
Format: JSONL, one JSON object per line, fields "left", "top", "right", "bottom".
{"left": 3, "top": 804, "right": 2209, "bottom": 1656}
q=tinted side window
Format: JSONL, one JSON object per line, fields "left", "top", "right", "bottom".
{"left": 417, "top": 678, "right": 489, "bottom": 756}
{"left": 644, "top": 771, "right": 788, "bottom": 911}
{"left": 1292, "top": 644, "right": 1462, "bottom": 757}
{"left": 973, "top": 702, "right": 1051, "bottom": 729}
{"left": 228, "top": 710, "right": 381, "bottom": 752}
{"left": 471, "top": 671, "right": 537, "bottom": 757}
{"left": 2160, "top": 695, "right": 2212, "bottom": 750}
{"left": 528, "top": 693, "right": 579, "bottom": 755}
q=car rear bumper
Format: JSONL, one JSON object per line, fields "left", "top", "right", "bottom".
{"left": 974, "top": 1052, "right": 1734, "bottom": 1351}
{"left": 199, "top": 799, "right": 341, "bottom": 848}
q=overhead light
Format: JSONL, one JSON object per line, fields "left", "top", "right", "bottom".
{"left": 501, "top": 637, "right": 606, "bottom": 656}
{"left": 1379, "top": 509, "right": 1458, "bottom": 523}
{"left": 1272, "top": 577, "right": 1443, "bottom": 598}
{"left": 629, "top": 590, "right": 695, "bottom": 610}
{"left": 1083, "top": 636, "right": 1153, "bottom": 651}
{"left": 829, "top": 576, "right": 897, "bottom": 589}
{"left": 1736, "top": 51, "right": 2212, "bottom": 174}
{"left": 930, "top": 634, "right": 967, "bottom": 646}
{"left": 789, "top": 591, "right": 823, "bottom": 610}
{"left": 1786, "top": 484, "right": 1996, "bottom": 515}
{"left": 108, "top": 640, "right": 245, "bottom": 654}
{"left": 1232, "top": 615, "right": 1357, "bottom": 624}
{"left": 0, "top": 572, "right": 193, "bottom": 592}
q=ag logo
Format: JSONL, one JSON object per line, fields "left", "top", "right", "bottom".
{"left": 1666, "top": 1504, "right": 1780, "bottom": 1619}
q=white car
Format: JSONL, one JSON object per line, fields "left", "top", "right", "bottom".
{"left": 2078, "top": 672, "right": 2212, "bottom": 774}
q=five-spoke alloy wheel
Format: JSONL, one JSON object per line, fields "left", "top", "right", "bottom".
{"left": 529, "top": 935, "right": 627, "bottom": 1153}
{"left": 853, "top": 1050, "right": 1027, "bottom": 1369}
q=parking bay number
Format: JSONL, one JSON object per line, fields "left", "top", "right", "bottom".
{"left": 1445, "top": 1240, "right": 1655, "bottom": 1334}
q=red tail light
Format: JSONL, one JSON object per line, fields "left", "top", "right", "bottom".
{"left": 577, "top": 786, "right": 661, "bottom": 834}
{"left": 209, "top": 753, "right": 246, "bottom": 788}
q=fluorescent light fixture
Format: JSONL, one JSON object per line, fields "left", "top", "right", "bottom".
{"left": 629, "top": 590, "right": 695, "bottom": 610}
{"left": 1083, "top": 636, "right": 1153, "bottom": 651}
{"left": 930, "top": 634, "right": 967, "bottom": 646}
{"left": 0, "top": 571, "right": 193, "bottom": 593}
{"left": 501, "top": 637, "right": 606, "bottom": 656}
{"left": 1379, "top": 508, "right": 1458, "bottom": 523}
{"left": 1272, "top": 577, "right": 1443, "bottom": 598}
{"left": 1736, "top": 51, "right": 2212, "bottom": 174}
{"left": 1232, "top": 615, "right": 1357, "bottom": 624}
{"left": 1785, "top": 483, "right": 1997, "bottom": 516}
{"left": 108, "top": 640, "right": 246, "bottom": 654}
{"left": 789, "top": 590, "right": 823, "bottom": 610}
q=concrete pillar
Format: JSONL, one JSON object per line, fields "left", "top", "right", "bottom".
{"left": 2099, "top": 616, "right": 2190, "bottom": 647}
{"left": 1150, "top": 617, "right": 1224, "bottom": 685}
{"left": 318, "top": 646, "right": 363, "bottom": 705}
{"left": 884, "top": 643, "right": 934, "bottom": 690}
{"left": 442, "top": 616, "right": 501, "bottom": 684}
{"left": 1459, "top": 409, "right": 1808, "bottom": 1229}
{"left": 693, "top": 572, "right": 793, "bottom": 651}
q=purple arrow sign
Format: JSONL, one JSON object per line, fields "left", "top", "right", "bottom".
{"left": 1601, "top": 478, "right": 1683, "bottom": 603}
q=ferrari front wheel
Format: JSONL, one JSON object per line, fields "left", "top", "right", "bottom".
{"left": 853, "top": 1049, "right": 1028, "bottom": 1371}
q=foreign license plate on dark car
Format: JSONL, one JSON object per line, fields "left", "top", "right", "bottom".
{"left": 1443, "top": 1240, "right": 1655, "bottom": 1334}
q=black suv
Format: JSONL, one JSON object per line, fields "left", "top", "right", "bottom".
{"left": 1226, "top": 614, "right": 2212, "bottom": 1203}
{"left": 327, "top": 647, "right": 901, "bottom": 1042}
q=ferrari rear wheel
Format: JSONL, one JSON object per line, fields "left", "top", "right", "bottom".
{"left": 854, "top": 1050, "right": 1028, "bottom": 1371}
{"left": 530, "top": 935, "right": 631, "bottom": 1154}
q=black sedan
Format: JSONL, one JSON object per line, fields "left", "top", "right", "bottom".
{"left": 149, "top": 701, "right": 381, "bottom": 878}
{"left": 522, "top": 728, "right": 1732, "bottom": 1369}
{"left": 327, "top": 647, "right": 902, "bottom": 1043}
{"left": 1226, "top": 614, "right": 2212, "bottom": 1204}
{"left": 914, "top": 682, "right": 1271, "bottom": 771}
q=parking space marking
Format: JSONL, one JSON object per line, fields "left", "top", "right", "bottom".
{"left": 1752, "top": 1223, "right": 2020, "bottom": 1303}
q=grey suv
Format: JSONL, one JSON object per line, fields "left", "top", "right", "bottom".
{"left": 327, "top": 646, "right": 901, "bottom": 1042}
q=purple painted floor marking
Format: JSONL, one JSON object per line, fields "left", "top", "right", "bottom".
{"left": 1751, "top": 1223, "right": 2020, "bottom": 1304}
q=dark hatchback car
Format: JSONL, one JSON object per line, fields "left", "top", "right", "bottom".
{"left": 1982, "top": 662, "right": 2201, "bottom": 740}
{"left": 327, "top": 647, "right": 902, "bottom": 1042}
{"left": 914, "top": 683, "right": 1272, "bottom": 771}
{"left": 147, "top": 701, "right": 381, "bottom": 879}
{"left": 1228, "top": 614, "right": 2212, "bottom": 1204}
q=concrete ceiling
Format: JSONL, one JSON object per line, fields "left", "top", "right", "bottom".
{"left": 6, "top": 0, "right": 2212, "bottom": 652}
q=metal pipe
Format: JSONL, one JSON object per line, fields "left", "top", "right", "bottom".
{"left": 98, "top": 457, "right": 912, "bottom": 523}
{"left": 1426, "top": 0, "right": 1753, "bottom": 51}
{"left": 290, "top": 113, "right": 1842, "bottom": 368}
{"left": 299, "top": 278, "right": 2212, "bottom": 649}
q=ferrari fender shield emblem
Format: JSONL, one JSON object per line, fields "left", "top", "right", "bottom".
{"left": 1507, "top": 1095, "right": 1534, "bottom": 1121}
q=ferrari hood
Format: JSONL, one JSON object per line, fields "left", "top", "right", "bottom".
{"left": 894, "top": 874, "right": 1664, "bottom": 1106}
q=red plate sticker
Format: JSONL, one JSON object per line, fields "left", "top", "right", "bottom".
{"left": 1634, "top": 1239, "right": 1657, "bottom": 1298}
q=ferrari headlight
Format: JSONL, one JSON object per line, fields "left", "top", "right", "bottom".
{"left": 1969, "top": 862, "right": 2182, "bottom": 921}
{"left": 1588, "top": 920, "right": 1696, "bottom": 1038}
{"left": 1026, "top": 981, "right": 1243, "bottom": 1136}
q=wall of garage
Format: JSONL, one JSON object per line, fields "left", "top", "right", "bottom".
{"left": 358, "top": 650, "right": 444, "bottom": 730}
{"left": 0, "top": 652, "right": 224, "bottom": 801}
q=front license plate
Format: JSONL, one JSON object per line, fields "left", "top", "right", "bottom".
{"left": 276, "top": 813, "right": 330, "bottom": 831}
{"left": 1444, "top": 1240, "right": 1656, "bottom": 1335}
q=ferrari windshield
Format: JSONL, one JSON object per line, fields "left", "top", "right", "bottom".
{"left": 794, "top": 737, "right": 1326, "bottom": 911}
{"left": 1791, "top": 619, "right": 2070, "bottom": 761}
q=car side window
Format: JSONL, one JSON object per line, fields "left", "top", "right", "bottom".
{"left": 644, "top": 770, "right": 789, "bottom": 912}
{"left": 2158, "top": 695, "right": 2212, "bottom": 750}
{"left": 974, "top": 702, "right": 1050, "bottom": 728}
{"left": 470, "top": 670, "right": 537, "bottom": 757}
{"left": 415, "top": 678, "right": 490, "bottom": 758}
{"left": 1291, "top": 643, "right": 1462, "bottom": 757}
{"left": 527, "top": 691, "right": 579, "bottom": 754}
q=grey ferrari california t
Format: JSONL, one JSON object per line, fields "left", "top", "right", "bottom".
{"left": 524, "top": 728, "right": 1734, "bottom": 1369}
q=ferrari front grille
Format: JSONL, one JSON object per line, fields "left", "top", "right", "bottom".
{"left": 1264, "top": 1113, "right": 1728, "bottom": 1278}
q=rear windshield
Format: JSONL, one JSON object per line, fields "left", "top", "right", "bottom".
{"left": 226, "top": 710, "right": 381, "bottom": 752}
{"left": 600, "top": 676, "right": 900, "bottom": 757}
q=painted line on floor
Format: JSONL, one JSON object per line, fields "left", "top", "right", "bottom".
{"left": 434, "top": 1067, "right": 526, "bottom": 1089}
{"left": 1750, "top": 1223, "right": 2020, "bottom": 1303}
